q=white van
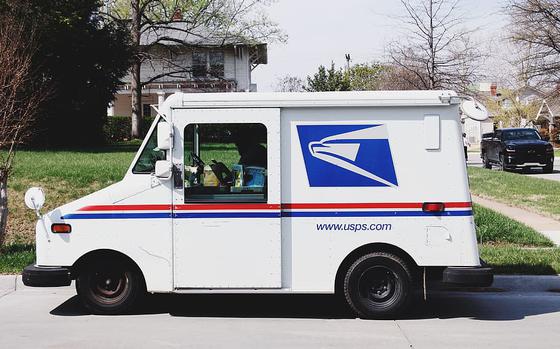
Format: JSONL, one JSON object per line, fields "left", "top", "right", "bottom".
{"left": 22, "top": 91, "right": 492, "bottom": 318}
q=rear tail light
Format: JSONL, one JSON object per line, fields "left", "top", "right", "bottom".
{"left": 422, "top": 202, "right": 445, "bottom": 213}
{"left": 51, "top": 224, "right": 72, "bottom": 233}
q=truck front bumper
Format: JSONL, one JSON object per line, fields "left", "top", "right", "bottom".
{"left": 505, "top": 154, "right": 553, "bottom": 168}
{"left": 22, "top": 264, "right": 71, "bottom": 287}
{"left": 442, "top": 266, "right": 494, "bottom": 287}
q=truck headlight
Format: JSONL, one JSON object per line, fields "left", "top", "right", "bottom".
{"left": 545, "top": 144, "right": 554, "bottom": 153}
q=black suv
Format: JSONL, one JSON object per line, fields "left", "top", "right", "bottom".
{"left": 480, "top": 128, "right": 554, "bottom": 173}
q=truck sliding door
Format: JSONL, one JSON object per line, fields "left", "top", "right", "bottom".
{"left": 171, "top": 108, "right": 282, "bottom": 289}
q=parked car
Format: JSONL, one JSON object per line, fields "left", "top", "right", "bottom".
{"left": 480, "top": 128, "right": 554, "bottom": 173}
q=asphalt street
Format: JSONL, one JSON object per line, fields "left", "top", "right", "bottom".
{"left": 1, "top": 276, "right": 560, "bottom": 348}
{"left": 467, "top": 152, "right": 560, "bottom": 182}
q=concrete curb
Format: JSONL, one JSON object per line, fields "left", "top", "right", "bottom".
{"left": 491, "top": 275, "right": 560, "bottom": 293}
{"left": 0, "top": 275, "right": 18, "bottom": 298}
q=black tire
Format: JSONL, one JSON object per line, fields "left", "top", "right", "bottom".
{"left": 76, "top": 258, "right": 145, "bottom": 315}
{"left": 482, "top": 153, "right": 491, "bottom": 169}
{"left": 499, "top": 154, "right": 508, "bottom": 171}
{"left": 343, "top": 252, "right": 413, "bottom": 319}
{"left": 543, "top": 164, "right": 553, "bottom": 174}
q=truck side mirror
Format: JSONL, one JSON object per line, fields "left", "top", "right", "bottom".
{"left": 157, "top": 122, "right": 172, "bottom": 150}
{"left": 154, "top": 160, "right": 172, "bottom": 179}
{"left": 543, "top": 135, "right": 550, "bottom": 141}
{"left": 24, "top": 187, "right": 45, "bottom": 216}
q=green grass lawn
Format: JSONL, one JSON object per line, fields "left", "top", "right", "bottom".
{"left": 468, "top": 166, "right": 560, "bottom": 220}
{"left": 473, "top": 204, "right": 560, "bottom": 274}
{"left": 0, "top": 145, "right": 559, "bottom": 275}
{"left": 555, "top": 149, "right": 560, "bottom": 157}
{"left": 473, "top": 204, "right": 553, "bottom": 247}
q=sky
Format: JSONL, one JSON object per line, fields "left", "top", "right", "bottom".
{"left": 252, "top": 0, "right": 509, "bottom": 91}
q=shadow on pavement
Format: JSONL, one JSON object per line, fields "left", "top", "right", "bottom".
{"left": 50, "top": 291, "right": 560, "bottom": 321}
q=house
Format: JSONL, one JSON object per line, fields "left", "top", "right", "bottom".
{"left": 535, "top": 94, "right": 560, "bottom": 136}
{"left": 108, "top": 22, "right": 268, "bottom": 117}
{"left": 463, "top": 83, "right": 554, "bottom": 147}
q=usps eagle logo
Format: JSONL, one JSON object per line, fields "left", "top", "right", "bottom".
{"left": 296, "top": 124, "right": 398, "bottom": 187}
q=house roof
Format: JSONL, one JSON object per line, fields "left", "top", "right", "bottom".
{"left": 140, "top": 22, "right": 264, "bottom": 47}
{"left": 544, "top": 97, "right": 560, "bottom": 117}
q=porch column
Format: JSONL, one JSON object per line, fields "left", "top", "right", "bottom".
{"left": 107, "top": 102, "right": 115, "bottom": 117}
{"left": 157, "top": 91, "right": 165, "bottom": 109}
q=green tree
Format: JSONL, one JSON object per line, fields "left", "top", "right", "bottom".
{"left": 306, "top": 63, "right": 351, "bottom": 92}
{"left": 346, "top": 63, "right": 387, "bottom": 91}
{"left": 1, "top": 0, "right": 132, "bottom": 146}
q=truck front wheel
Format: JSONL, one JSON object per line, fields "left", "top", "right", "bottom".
{"left": 343, "top": 252, "right": 413, "bottom": 319}
{"left": 499, "top": 154, "right": 508, "bottom": 171}
{"left": 76, "top": 258, "right": 145, "bottom": 315}
{"left": 482, "top": 153, "right": 491, "bottom": 169}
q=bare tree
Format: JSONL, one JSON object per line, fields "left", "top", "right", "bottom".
{"left": 508, "top": 0, "right": 560, "bottom": 89}
{"left": 106, "top": 0, "right": 285, "bottom": 138}
{"left": 274, "top": 75, "right": 306, "bottom": 92}
{"left": 0, "top": 15, "right": 49, "bottom": 245}
{"left": 388, "top": 0, "right": 483, "bottom": 92}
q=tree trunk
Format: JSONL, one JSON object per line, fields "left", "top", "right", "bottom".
{"left": 130, "top": 0, "right": 142, "bottom": 139}
{"left": 131, "top": 59, "right": 142, "bottom": 139}
{"left": 0, "top": 172, "right": 8, "bottom": 247}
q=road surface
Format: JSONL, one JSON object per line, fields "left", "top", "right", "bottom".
{"left": 467, "top": 152, "right": 560, "bottom": 182}
{"left": 1, "top": 276, "right": 559, "bottom": 348}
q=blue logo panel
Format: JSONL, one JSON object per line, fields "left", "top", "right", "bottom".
{"left": 296, "top": 124, "right": 398, "bottom": 187}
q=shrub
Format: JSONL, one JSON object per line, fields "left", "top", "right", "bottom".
{"left": 104, "top": 116, "right": 154, "bottom": 143}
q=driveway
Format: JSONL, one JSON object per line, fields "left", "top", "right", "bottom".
{"left": 1, "top": 276, "right": 560, "bottom": 348}
{"left": 467, "top": 152, "right": 560, "bottom": 182}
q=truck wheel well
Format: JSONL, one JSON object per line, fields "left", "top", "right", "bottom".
{"left": 71, "top": 249, "right": 145, "bottom": 286}
{"left": 334, "top": 243, "right": 419, "bottom": 295}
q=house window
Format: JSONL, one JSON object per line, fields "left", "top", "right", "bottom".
{"left": 142, "top": 104, "right": 152, "bottom": 117}
{"left": 192, "top": 51, "right": 225, "bottom": 79}
{"left": 184, "top": 123, "right": 267, "bottom": 203}
{"left": 209, "top": 51, "right": 224, "bottom": 78}
{"left": 192, "top": 52, "right": 207, "bottom": 79}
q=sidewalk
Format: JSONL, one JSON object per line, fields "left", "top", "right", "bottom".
{"left": 472, "top": 195, "right": 560, "bottom": 246}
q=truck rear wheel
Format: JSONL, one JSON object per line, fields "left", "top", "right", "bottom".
{"left": 343, "top": 252, "right": 413, "bottom": 319}
{"left": 76, "top": 258, "right": 145, "bottom": 315}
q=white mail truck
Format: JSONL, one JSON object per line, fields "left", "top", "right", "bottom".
{"left": 22, "top": 91, "right": 492, "bottom": 318}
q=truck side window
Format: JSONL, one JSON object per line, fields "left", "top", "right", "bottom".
{"left": 184, "top": 123, "right": 267, "bottom": 203}
{"left": 132, "top": 119, "right": 166, "bottom": 174}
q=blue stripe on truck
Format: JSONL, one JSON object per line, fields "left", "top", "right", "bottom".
{"left": 61, "top": 210, "right": 473, "bottom": 220}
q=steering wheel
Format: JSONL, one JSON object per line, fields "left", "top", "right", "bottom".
{"left": 210, "top": 160, "right": 233, "bottom": 186}
{"left": 190, "top": 152, "right": 205, "bottom": 167}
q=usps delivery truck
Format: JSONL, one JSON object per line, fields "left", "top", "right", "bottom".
{"left": 22, "top": 91, "right": 492, "bottom": 318}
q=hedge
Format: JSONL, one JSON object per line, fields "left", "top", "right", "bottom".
{"left": 104, "top": 116, "right": 154, "bottom": 143}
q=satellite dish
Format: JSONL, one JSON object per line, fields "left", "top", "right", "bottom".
{"left": 460, "top": 97, "right": 489, "bottom": 121}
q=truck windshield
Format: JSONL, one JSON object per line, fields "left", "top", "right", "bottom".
{"left": 502, "top": 129, "right": 541, "bottom": 141}
{"left": 132, "top": 118, "right": 165, "bottom": 173}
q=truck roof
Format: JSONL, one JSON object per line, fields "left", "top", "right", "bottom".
{"left": 170, "top": 90, "right": 459, "bottom": 109}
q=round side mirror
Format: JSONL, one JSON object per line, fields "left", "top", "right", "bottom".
{"left": 24, "top": 187, "right": 45, "bottom": 211}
